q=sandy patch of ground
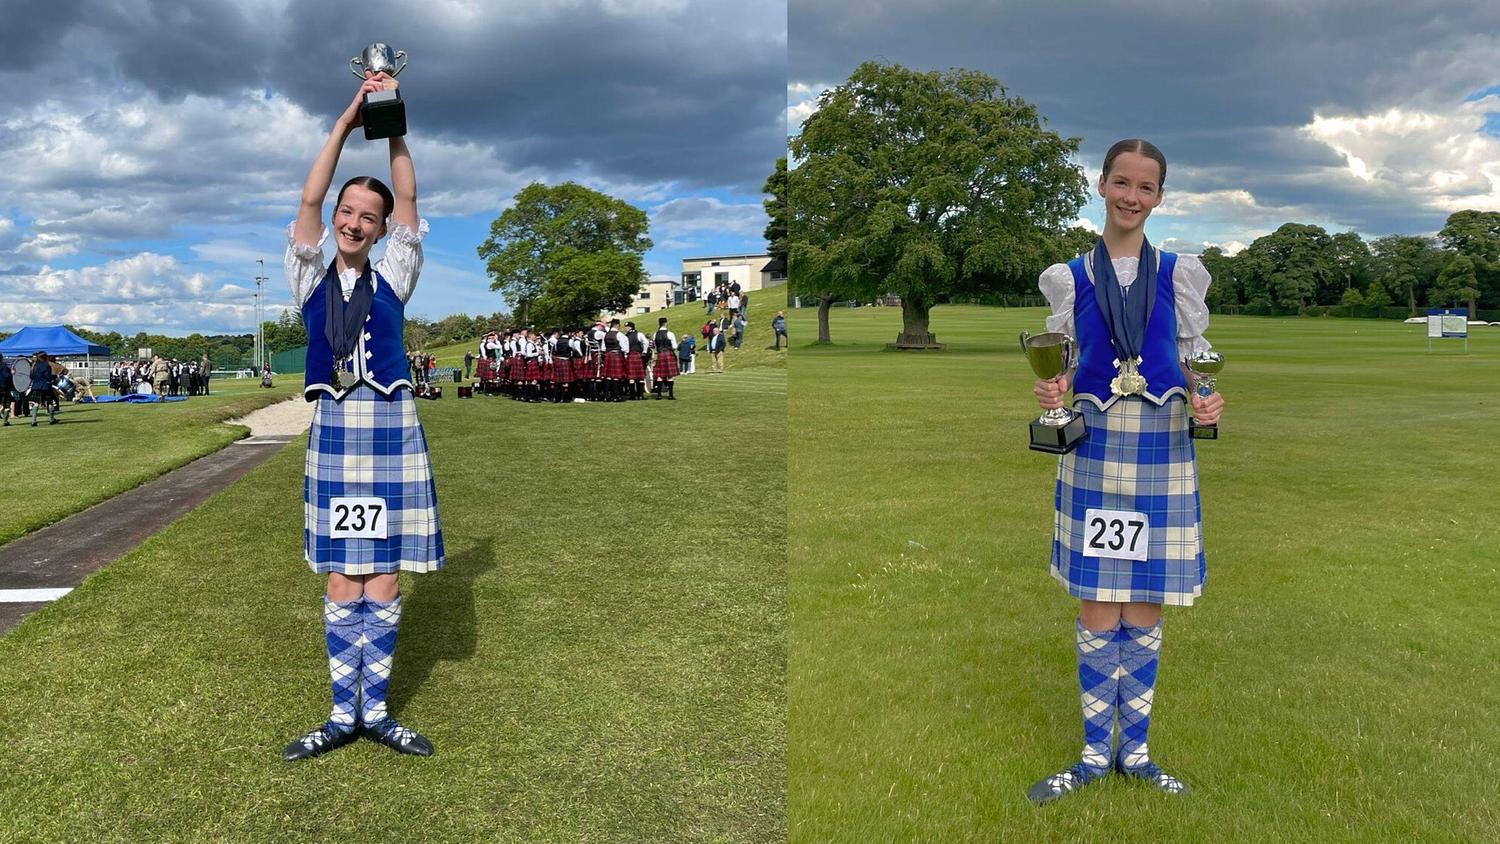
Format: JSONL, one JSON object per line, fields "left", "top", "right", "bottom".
{"left": 226, "top": 397, "right": 313, "bottom": 437}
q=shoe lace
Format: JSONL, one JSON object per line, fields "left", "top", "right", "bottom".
{"left": 1047, "top": 762, "right": 1094, "bottom": 793}
{"left": 376, "top": 720, "right": 418, "bottom": 744}
{"left": 1129, "top": 761, "right": 1186, "bottom": 794}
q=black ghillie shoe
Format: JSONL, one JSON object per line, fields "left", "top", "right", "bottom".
{"left": 281, "top": 722, "right": 357, "bottom": 761}
{"left": 1027, "top": 762, "right": 1105, "bottom": 805}
{"left": 1118, "top": 760, "right": 1190, "bottom": 795}
{"left": 362, "top": 719, "right": 434, "bottom": 757}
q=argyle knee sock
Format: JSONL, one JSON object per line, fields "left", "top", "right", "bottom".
{"left": 1076, "top": 619, "right": 1120, "bottom": 776}
{"left": 1117, "top": 619, "right": 1164, "bottom": 771}
{"left": 323, "top": 596, "right": 364, "bottom": 735}
{"left": 360, "top": 595, "right": 402, "bottom": 726}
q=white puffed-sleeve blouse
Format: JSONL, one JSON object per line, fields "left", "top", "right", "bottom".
{"left": 284, "top": 218, "right": 430, "bottom": 306}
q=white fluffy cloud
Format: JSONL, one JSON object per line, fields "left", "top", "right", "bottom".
{"left": 0, "top": 253, "right": 258, "bottom": 333}
{"left": 1300, "top": 96, "right": 1500, "bottom": 214}
{"left": 787, "top": 81, "right": 829, "bottom": 135}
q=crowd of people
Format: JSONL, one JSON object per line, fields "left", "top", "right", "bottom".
{"left": 110, "top": 355, "right": 212, "bottom": 398}
{"left": 471, "top": 317, "right": 685, "bottom": 402}
{"left": 702, "top": 280, "right": 749, "bottom": 317}
{"left": 0, "top": 352, "right": 68, "bottom": 426}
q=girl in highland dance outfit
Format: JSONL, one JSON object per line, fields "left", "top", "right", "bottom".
{"left": 1026, "top": 139, "right": 1224, "bottom": 803}
{"left": 281, "top": 71, "right": 444, "bottom": 761}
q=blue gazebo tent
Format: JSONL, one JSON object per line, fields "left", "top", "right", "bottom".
{"left": 0, "top": 326, "right": 112, "bottom": 372}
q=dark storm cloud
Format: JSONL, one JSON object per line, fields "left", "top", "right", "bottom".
{"left": 790, "top": 0, "right": 1500, "bottom": 234}
{"left": 2, "top": 0, "right": 785, "bottom": 194}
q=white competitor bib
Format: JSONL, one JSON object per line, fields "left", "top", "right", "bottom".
{"left": 329, "top": 497, "right": 389, "bottom": 540}
{"left": 1083, "top": 509, "right": 1149, "bottom": 561}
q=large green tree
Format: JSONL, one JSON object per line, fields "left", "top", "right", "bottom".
{"left": 1436, "top": 209, "right": 1500, "bottom": 314}
{"left": 1237, "top": 223, "right": 1338, "bottom": 313}
{"left": 763, "top": 157, "right": 787, "bottom": 268}
{"left": 1370, "top": 234, "right": 1445, "bottom": 316}
{"left": 790, "top": 62, "right": 1088, "bottom": 347}
{"left": 1430, "top": 253, "right": 1481, "bottom": 311}
{"left": 477, "top": 182, "right": 652, "bottom": 328}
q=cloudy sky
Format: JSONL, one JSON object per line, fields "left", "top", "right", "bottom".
{"left": 789, "top": 0, "right": 1500, "bottom": 256}
{"left": 0, "top": 0, "right": 785, "bottom": 335}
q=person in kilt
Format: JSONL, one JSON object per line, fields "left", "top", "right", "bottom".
{"left": 1027, "top": 139, "right": 1223, "bottom": 803}
{"left": 623, "top": 321, "right": 647, "bottom": 400}
{"left": 650, "top": 316, "right": 679, "bottom": 399}
{"left": 281, "top": 71, "right": 442, "bottom": 761}
{"left": 602, "top": 319, "right": 627, "bottom": 401}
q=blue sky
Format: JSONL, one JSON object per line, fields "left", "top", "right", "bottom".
{"left": 788, "top": 0, "right": 1500, "bottom": 257}
{"left": 0, "top": 0, "right": 784, "bottom": 335}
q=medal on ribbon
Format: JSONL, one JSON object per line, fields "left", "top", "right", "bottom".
{"left": 1090, "top": 239, "right": 1157, "bottom": 399}
{"left": 1110, "top": 356, "right": 1147, "bottom": 396}
{"left": 333, "top": 355, "right": 359, "bottom": 389}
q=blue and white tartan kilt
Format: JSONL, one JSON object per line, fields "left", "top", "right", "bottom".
{"left": 1050, "top": 396, "right": 1204, "bottom": 606}
{"left": 303, "top": 387, "right": 445, "bottom": 575}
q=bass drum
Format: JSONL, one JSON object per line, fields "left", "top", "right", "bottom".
{"left": 135, "top": 381, "right": 155, "bottom": 396}
{"left": 56, "top": 376, "right": 77, "bottom": 401}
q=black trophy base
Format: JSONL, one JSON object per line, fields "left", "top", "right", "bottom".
{"left": 1029, "top": 415, "right": 1087, "bottom": 455}
{"left": 1189, "top": 420, "right": 1219, "bottom": 440}
{"left": 362, "top": 89, "right": 407, "bottom": 140}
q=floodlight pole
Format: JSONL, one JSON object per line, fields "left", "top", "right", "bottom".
{"left": 255, "top": 258, "right": 269, "bottom": 371}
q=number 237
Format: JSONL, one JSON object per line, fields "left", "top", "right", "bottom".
{"left": 1087, "top": 516, "right": 1143, "bottom": 552}
{"left": 333, "top": 502, "right": 382, "bottom": 532}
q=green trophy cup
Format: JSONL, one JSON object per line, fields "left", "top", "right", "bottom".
{"left": 1186, "top": 350, "right": 1224, "bottom": 440}
{"left": 1021, "top": 331, "right": 1086, "bottom": 454}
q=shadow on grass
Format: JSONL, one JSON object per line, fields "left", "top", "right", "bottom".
{"left": 389, "top": 535, "right": 496, "bottom": 714}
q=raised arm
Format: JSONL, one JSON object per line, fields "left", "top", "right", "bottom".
{"left": 388, "top": 134, "right": 418, "bottom": 230}
{"left": 292, "top": 74, "right": 387, "bottom": 247}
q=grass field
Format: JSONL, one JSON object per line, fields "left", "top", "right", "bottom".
{"left": 0, "top": 377, "right": 296, "bottom": 544}
{"left": 787, "top": 305, "right": 1500, "bottom": 842}
{"left": 0, "top": 326, "right": 785, "bottom": 841}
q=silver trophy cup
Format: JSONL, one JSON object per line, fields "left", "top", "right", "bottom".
{"left": 1186, "top": 350, "right": 1224, "bottom": 440}
{"left": 1021, "top": 331, "right": 1086, "bottom": 454}
{"left": 350, "top": 43, "right": 408, "bottom": 140}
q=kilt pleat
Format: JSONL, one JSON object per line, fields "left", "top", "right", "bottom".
{"left": 303, "top": 387, "right": 445, "bottom": 574}
{"left": 1050, "top": 397, "right": 1204, "bottom": 606}
{"left": 604, "top": 351, "right": 626, "bottom": 379}
{"left": 625, "top": 352, "right": 646, "bottom": 380}
{"left": 653, "top": 353, "right": 680, "bottom": 379}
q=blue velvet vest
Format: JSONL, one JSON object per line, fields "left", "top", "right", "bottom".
{"left": 1070, "top": 249, "right": 1188, "bottom": 409}
{"left": 301, "top": 270, "right": 412, "bottom": 401}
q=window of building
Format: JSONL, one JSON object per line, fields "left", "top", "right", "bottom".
{"left": 636, "top": 307, "right": 650, "bottom": 314}
{"left": 715, "top": 272, "right": 729, "bottom": 285}
{"left": 639, "top": 291, "right": 650, "bottom": 300}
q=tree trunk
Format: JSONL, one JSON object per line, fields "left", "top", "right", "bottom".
{"left": 1469, "top": 297, "right": 1477, "bottom": 319}
{"left": 1407, "top": 285, "right": 1416, "bottom": 317}
{"left": 816, "top": 295, "right": 833, "bottom": 344}
{"left": 890, "top": 296, "right": 945, "bottom": 349}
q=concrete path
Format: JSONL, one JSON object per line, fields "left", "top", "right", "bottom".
{"left": 0, "top": 398, "right": 311, "bottom": 635}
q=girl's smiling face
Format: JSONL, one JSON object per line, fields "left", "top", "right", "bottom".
{"left": 332, "top": 184, "right": 387, "bottom": 262}
{"left": 1099, "top": 150, "right": 1163, "bottom": 235}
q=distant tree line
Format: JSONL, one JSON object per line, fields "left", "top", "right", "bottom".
{"left": 1198, "top": 211, "right": 1500, "bottom": 319}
